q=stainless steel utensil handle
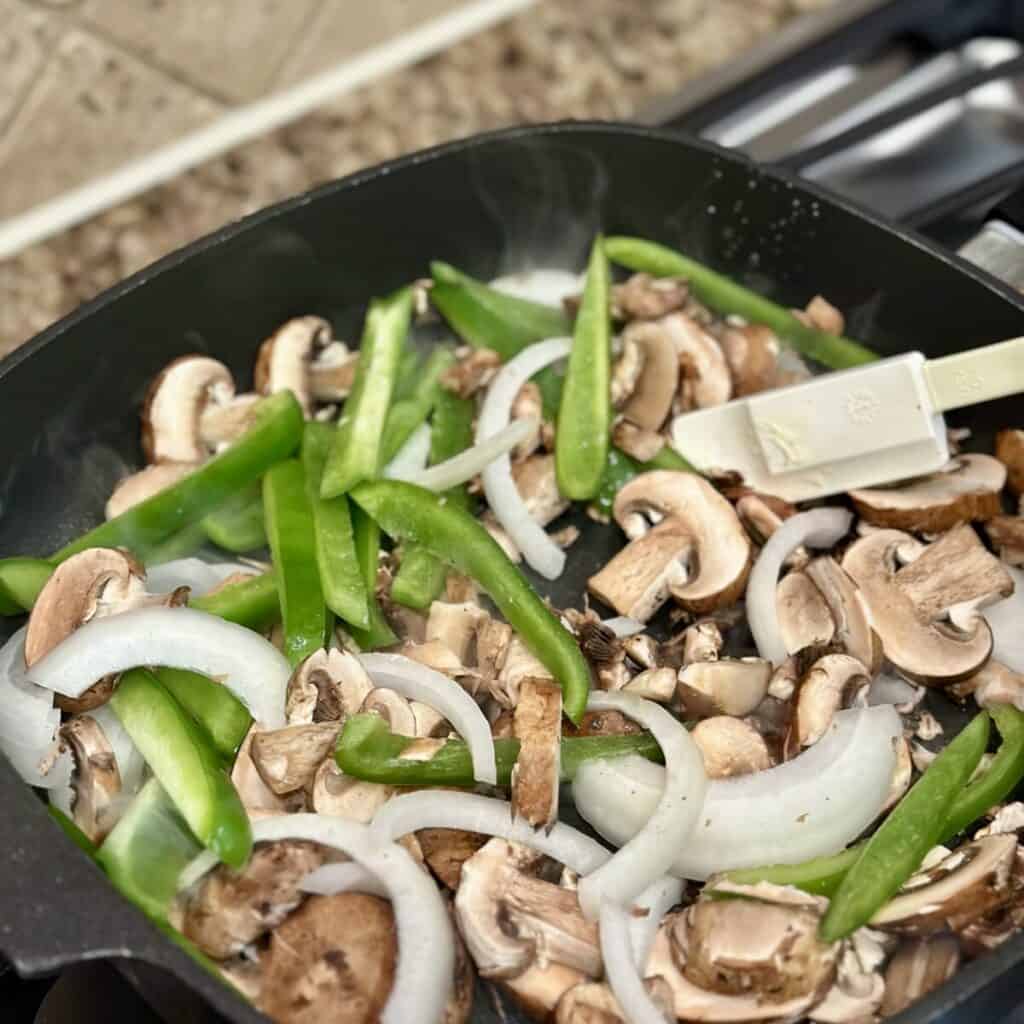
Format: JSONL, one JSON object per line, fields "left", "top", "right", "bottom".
{"left": 958, "top": 184, "right": 1024, "bottom": 291}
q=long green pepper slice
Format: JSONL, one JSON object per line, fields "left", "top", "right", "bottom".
{"left": 380, "top": 347, "right": 456, "bottom": 464}
{"left": 154, "top": 667, "right": 251, "bottom": 762}
{"left": 189, "top": 571, "right": 279, "bottom": 632}
{"left": 347, "top": 505, "right": 398, "bottom": 650}
{"left": 820, "top": 711, "right": 990, "bottom": 941}
{"left": 302, "top": 423, "right": 369, "bottom": 629}
{"left": 263, "top": 459, "right": 330, "bottom": 666}
{"left": 110, "top": 670, "right": 252, "bottom": 870}
{"left": 351, "top": 480, "right": 591, "bottom": 722}
{"left": 556, "top": 237, "right": 612, "bottom": 500}
{"left": 200, "top": 484, "right": 267, "bottom": 553}
{"left": 321, "top": 287, "right": 413, "bottom": 498}
{"left": 593, "top": 445, "right": 698, "bottom": 518}
{"left": 0, "top": 558, "right": 54, "bottom": 616}
{"left": 605, "top": 236, "right": 876, "bottom": 369}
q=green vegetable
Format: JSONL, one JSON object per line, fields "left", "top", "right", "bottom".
{"left": 302, "top": 423, "right": 369, "bottom": 629}
{"left": 820, "top": 711, "right": 990, "bottom": 941}
{"left": 189, "top": 571, "right": 279, "bottom": 632}
{"left": 346, "top": 505, "right": 398, "bottom": 650}
{"left": 605, "top": 236, "right": 876, "bottom": 369}
{"left": 263, "top": 459, "right": 329, "bottom": 666}
{"left": 321, "top": 287, "right": 413, "bottom": 497}
{"left": 110, "top": 670, "right": 252, "bottom": 870}
{"left": 0, "top": 558, "right": 54, "bottom": 616}
{"left": 144, "top": 523, "right": 209, "bottom": 566}
{"left": 720, "top": 846, "right": 859, "bottom": 899}
{"left": 337, "top": 712, "right": 663, "bottom": 785}
{"left": 351, "top": 479, "right": 591, "bottom": 722}
{"left": 556, "top": 237, "right": 612, "bottom": 500}
{"left": 643, "top": 445, "right": 696, "bottom": 473}
{"left": 381, "top": 347, "right": 455, "bottom": 464}
{"left": 593, "top": 445, "right": 698, "bottom": 518}
{"left": 154, "top": 667, "right": 251, "bottom": 762}
{"left": 391, "top": 390, "right": 476, "bottom": 610}
{"left": 200, "top": 484, "right": 267, "bottom": 553}
{"left": 392, "top": 345, "right": 423, "bottom": 403}
{"left": 97, "top": 779, "right": 202, "bottom": 921}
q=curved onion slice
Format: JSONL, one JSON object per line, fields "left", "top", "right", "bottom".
{"left": 384, "top": 423, "right": 432, "bottom": 479}
{"left": 748, "top": 507, "right": 853, "bottom": 665}
{"left": 984, "top": 566, "right": 1024, "bottom": 673}
{"left": 628, "top": 875, "right": 684, "bottom": 969}
{"left": 577, "top": 692, "right": 706, "bottom": 920}
{"left": 181, "top": 814, "right": 453, "bottom": 1024}
{"left": 601, "top": 897, "right": 665, "bottom": 1024}
{"left": 358, "top": 653, "right": 496, "bottom": 785}
{"left": 868, "top": 674, "right": 921, "bottom": 707}
{"left": 371, "top": 790, "right": 610, "bottom": 875}
{"left": 299, "top": 860, "right": 388, "bottom": 898}
{"left": 144, "top": 558, "right": 253, "bottom": 597}
{"left": 574, "top": 706, "right": 900, "bottom": 880}
{"left": 477, "top": 337, "right": 572, "bottom": 579}
{"left": 490, "top": 269, "right": 584, "bottom": 307}
{"left": 27, "top": 606, "right": 289, "bottom": 728}
{"left": 399, "top": 418, "right": 538, "bottom": 493}
{"left": 602, "top": 616, "right": 646, "bottom": 639}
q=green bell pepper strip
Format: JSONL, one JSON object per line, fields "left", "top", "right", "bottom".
{"left": 604, "top": 236, "right": 876, "bottom": 370}
{"left": 189, "top": 571, "right": 279, "bottom": 632}
{"left": 347, "top": 505, "right": 398, "bottom": 650}
{"left": 430, "top": 261, "right": 569, "bottom": 418}
{"left": 200, "top": 484, "right": 267, "bottom": 553}
{"left": 556, "top": 236, "right": 612, "bottom": 501}
{"left": 392, "top": 345, "right": 423, "bottom": 403}
{"left": 263, "top": 459, "right": 330, "bottom": 666}
{"left": 154, "top": 667, "right": 251, "bottom": 762}
{"left": 820, "top": 711, "right": 991, "bottom": 941}
{"left": 336, "top": 712, "right": 663, "bottom": 786}
{"left": 391, "top": 390, "right": 476, "bottom": 610}
{"left": 381, "top": 347, "right": 456, "bottom": 464}
{"left": 144, "top": 523, "right": 209, "bottom": 566}
{"left": 320, "top": 287, "right": 413, "bottom": 498}
{"left": 0, "top": 558, "right": 54, "bottom": 615}
{"left": 351, "top": 479, "right": 592, "bottom": 722}
{"left": 110, "top": 669, "right": 252, "bottom": 870}
{"left": 302, "top": 422, "right": 370, "bottom": 629}
{"left": 96, "top": 778, "right": 202, "bottom": 922}
{"left": 593, "top": 446, "right": 698, "bottom": 518}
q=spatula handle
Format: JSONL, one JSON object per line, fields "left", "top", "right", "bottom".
{"left": 923, "top": 336, "right": 1024, "bottom": 413}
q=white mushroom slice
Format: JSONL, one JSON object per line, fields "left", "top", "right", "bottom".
{"left": 985, "top": 515, "right": 1024, "bottom": 566}
{"left": 493, "top": 637, "right": 555, "bottom": 709}
{"left": 624, "top": 667, "right": 677, "bottom": 703}
{"left": 803, "top": 557, "right": 882, "bottom": 675}
{"left": 554, "top": 982, "right": 626, "bottom": 1024}
{"left": 681, "top": 621, "right": 723, "bottom": 664}
{"left": 968, "top": 660, "right": 1024, "bottom": 711}
{"left": 613, "top": 273, "right": 689, "bottom": 321}
{"left": 842, "top": 530, "right": 996, "bottom": 685}
{"left": 249, "top": 722, "right": 341, "bottom": 795}
{"left": 619, "top": 319, "right": 681, "bottom": 430}
{"left": 996, "top": 428, "right": 1024, "bottom": 496}
{"left": 660, "top": 312, "right": 732, "bottom": 410}
{"left": 809, "top": 938, "right": 885, "bottom": 1023}
{"left": 105, "top": 462, "right": 195, "bottom": 518}
{"left": 361, "top": 688, "right": 417, "bottom": 736}
{"left": 285, "top": 647, "right": 373, "bottom": 725}
{"left": 611, "top": 420, "right": 665, "bottom": 463}
{"left": 718, "top": 323, "right": 779, "bottom": 397}
{"left": 476, "top": 620, "right": 512, "bottom": 690}
{"left": 880, "top": 935, "right": 960, "bottom": 1018}
{"left": 312, "top": 758, "right": 393, "bottom": 822}
{"left": 849, "top": 454, "right": 1005, "bottom": 532}
{"left": 881, "top": 737, "right": 913, "bottom": 813}
{"left": 791, "top": 654, "right": 872, "bottom": 749}
{"left": 691, "top": 717, "right": 772, "bottom": 779}
{"left": 622, "top": 631, "right": 658, "bottom": 666}
{"left": 610, "top": 333, "right": 645, "bottom": 408}
{"left": 613, "top": 472, "right": 751, "bottom": 613}
{"left": 59, "top": 715, "right": 122, "bottom": 844}
{"left": 677, "top": 659, "right": 771, "bottom": 718}
{"left": 776, "top": 570, "right": 835, "bottom": 655}
{"left": 196, "top": 392, "right": 262, "bottom": 453}
{"left": 511, "top": 454, "right": 571, "bottom": 527}
{"left": 587, "top": 518, "right": 693, "bottom": 622}
{"left": 511, "top": 678, "right": 562, "bottom": 830}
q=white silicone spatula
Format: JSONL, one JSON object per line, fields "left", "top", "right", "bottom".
{"left": 669, "top": 337, "right": 1024, "bottom": 501}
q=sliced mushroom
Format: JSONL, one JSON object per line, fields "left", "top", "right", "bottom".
{"left": 880, "top": 935, "right": 960, "bottom": 1018}
{"left": 677, "top": 658, "right": 771, "bottom": 718}
{"left": 718, "top": 323, "right": 779, "bottom": 397}
{"left": 872, "top": 835, "right": 1018, "bottom": 933}
{"left": 613, "top": 273, "right": 689, "bottom": 321}
{"left": 477, "top": 619, "right": 512, "bottom": 682}
{"left": 802, "top": 557, "right": 882, "bottom": 675}
{"left": 181, "top": 840, "right": 327, "bottom": 959}
{"left": 624, "top": 666, "right": 677, "bottom": 702}
{"left": 511, "top": 678, "right": 562, "bottom": 830}
{"left": 842, "top": 530, "right": 995, "bottom": 685}
{"left": 492, "top": 637, "right": 555, "bottom": 709}
{"left": 967, "top": 660, "right": 1024, "bottom": 712}
{"left": 511, "top": 381, "right": 544, "bottom": 459}
{"left": 254, "top": 315, "right": 357, "bottom": 416}
{"left": 587, "top": 517, "right": 693, "bottom": 622}
{"left": 661, "top": 312, "right": 732, "bottom": 410}
{"left": 232, "top": 727, "right": 303, "bottom": 817}
{"left": 803, "top": 295, "right": 845, "bottom": 335}
{"left": 611, "top": 419, "right": 666, "bottom": 463}
{"left": 576, "top": 619, "right": 622, "bottom": 666}
{"left": 565, "top": 709, "right": 643, "bottom": 738}
{"left": 555, "top": 982, "right": 626, "bottom": 1024}
{"left": 258, "top": 892, "right": 395, "bottom": 1024}
{"left": 511, "top": 454, "right": 571, "bottom": 527}
{"left": 996, "top": 428, "right": 1024, "bottom": 496}
{"left": 360, "top": 688, "right": 417, "bottom": 735}
{"left": 849, "top": 454, "right": 1005, "bottom": 532}
{"left": 613, "top": 472, "right": 751, "bottom": 613}
{"left": 622, "top": 632, "right": 660, "bottom": 669}
{"left": 285, "top": 648, "right": 373, "bottom": 725}
{"left": 619, "top": 319, "right": 681, "bottom": 430}
{"left": 250, "top": 723, "right": 342, "bottom": 795}
{"left": 789, "top": 654, "right": 872, "bottom": 750}
{"left": 418, "top": 829, "right": 489, "bottom": 890}
{"left": 809, "top": 934, "right": 885, "bottom": 1023}
{"left": 59, "top": 715, "right": 122, "bottom": 843}
{"left": 985, "top": 515, "right": 1024, "bottom": 566}
{"left": 310, "top": 757, "right": 393, "bottom": 822}
{"left": 881, "top": 737, "right": 914, "bottom": 813}
{"left": 105, "top": 462, "right": 195, "bottom": 518}
{"left": 691, "top": 717, "right": 772, "bottom": 779}
{"left": 425, "top": 601, "right": 487, "bottom": 667}
{"left": 681, "top": 620, "right": 723, "bottom": 665}
{"left": 441, "top": 348, "right": 502, "bottom": 398}
{"left": 776, "top": 570, "right": 836, "bottom": 655}
{"left": 610, "top": 333, "right": 645, "bottom": 408}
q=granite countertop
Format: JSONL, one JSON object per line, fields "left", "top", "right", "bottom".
{"left": 0, "top": 0, "right": 828, "bottom": 356}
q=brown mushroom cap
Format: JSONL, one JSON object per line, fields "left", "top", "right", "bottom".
{"left": 776, "top": 570, "right": 836, "bottom": 655}
{"left": 613, "top": 273, "right": 689, "bottom": 321}
{"left": 880, "top": 935, "right": 959, "bottom": 1018}
{"left": 285, "top": 648, "right": 373, "bottom": 725}
{"left": 619, "top": 319, "right": 681, "bottom": 430}
{"left": 511, "top": 678, "right": 562, "bottom": 830}
{"left": 677, "top": 659, "right": 771, "bottom": 718}
{"left": 849, "top": 454, "right": 1005, "bottom": 532}
{"left": 613, "top": 472, "right": 751, "bottom": 613}
{"left": 250, "top": 722, "right": 342, "bottom": 795}
{"left": 802, "top": 557, "right": 882, "bottom": 675}
{"left": 611, "top": 420, "right": 666, "bottom": 463}
{"left": 511, "top": 454, "right": 571, "bottom": 527}
{"left": 996, "top": 428, "right": 1024, "bottom": 496}
{"left": 59, "top": 715, "right": 122, "bottom": 843}
{"left": 691, "top": 717, "right": 772, "bottom": 778}
{"left": 311, "top": 757, "right": 393, "bottom": 822}
{"left": 555, "top": 982, "right": 626, "bottom": 1024}
{"left": 418, "top": 829, "right": 489, "bottom": 890}
{"left": 985, "top": 515, "right": 1024, "bottom": 566}
{"left": 105, "top": 462, "right": 195, "bottom": 519}
{"left": 718, "top": 323, "right": 779, "bottom": 397}
{"left": 624, "top": 666, "right": 677, "bottom": 702}
{"left": 790, "top": 654, "right": 872, "bottom": 749}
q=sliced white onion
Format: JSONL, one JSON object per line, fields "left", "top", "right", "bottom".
{"left": 747, "top": 508, "right": 853, "bottom": 665}
{"left": 399, "top": 418, "right": 538, "bottom": 493}
{"left": 602, "top": 616, "right": 646, "bottom": 639}
{"left": 384, "top": 423, "right": 432, "bottom": 480}
{"left": 984, "top": 566, "right": 1024, "bottom": 673}
{"left": 868, "top": 674, "right": 921, "bottom": 707}
{"left": 628, "top": 875, "right": 684, "bottom": 969}
{"left": 144, "top": 558, "right": 252, "bottom": 596}
{"left": 601, "top": 898, "right": 667, "bottom": 1024}
{"left": 577, "top": 692, "right": 707, "bottom": 920}
{"left": 574, "top": 706, "right": 900, "bottom": 880}
{"left": 358, "top": 653, "right": 496, "bottom": 785}
{"left": 371, "top": 790, "right": 610, "bottom": 874}
{"left": 181, "top": 814, "right": 453, "bottom": 1024}
{"left": 477, "top": 337, "right": 572, "bottom": 579}
{"left": 27, "top": 606, "right": 289, "bottom": 728}
{"left": 299, "top": 860, "right": 388, "bottom": 898}
{"left": 489, "top": 268, "right": 584, "bottom": 307}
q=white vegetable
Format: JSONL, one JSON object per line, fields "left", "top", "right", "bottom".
{"left": 984, "top": 566, "right": 1024, "bottom": 673}
{"left": 90, "top": 702, "right": 146, "bottom": 796}
{"left": 574, "top": 706, "right": 900, "bottom": 880}
{"left": 143, "top": 559, "right": 252, "bottom": 597}
{"left": 600, "top": 898, "right": 666, "bottom": 1024}
{"left": 299, "top": 860, "right": 388, "bottom": 898}
{"left": 868, "top": 674, "right": 921, "bottom": 707}
{"left": 399, "top": 418, "right": 538, "bottom": 493}
{"left": 577, "top": 692, "right": 707, "bottom": 920}
{"left": 27, "top": 606, "right": 289, "bottom": 729}
{"left": 384, "top": 423, "right": 432, "bottom": 479}
{"left": 747, "top": 508, "right": 853, "bottom": 664}
{"left": 477, "top": 337, "right": 572, "bottom": 579}
{"left": 371, "top": 790, "right": 610, "bottom": 875}
{"left": 358, "top": 653, "right": 496, "bottom": 785}
{"left": 628, "top": 875, "right": 684, "bottom": 969}
{"left": 489, "top": 268, "right": 583, "bottom": 308}
{"left": 181, "top": 814, "right": 454, "bottom": 1024}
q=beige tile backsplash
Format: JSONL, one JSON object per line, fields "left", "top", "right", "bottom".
{"left": 0, "top": 0, "right": 473, "bottom": 219}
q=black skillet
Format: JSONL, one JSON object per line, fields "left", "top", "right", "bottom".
{"left": 3, "top": 122, "right": 1024, "bottom": 1024}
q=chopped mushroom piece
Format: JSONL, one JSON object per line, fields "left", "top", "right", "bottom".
{"left": 511, "top": 381, "right": 544, "bottom": 459}
{"left": 418, "top": 829, "right": 489, "bottom": 890}
{"left": 803, "top": 295, "right": 845, "bottom": 336}
{"left": 790, "top": 654, "right": 872, "bottom": 750}
{"left": 880, "top": 935, "right": 960, "bottom": 1018}
{"left": 425, "top": 601, "right": 487, "bottom": 666}
{"left": 310, "top": 758, "right": 393, "bottom": 822}
{"left": 232, "top": 727, "right": 304, "bottom": 817}
{"left": 881, "top": 738, "right": 914, "bottom": 813}
{"left": 624, "top": 666, "right": 677, "bottom": 703}
{"left": 105, "top": 461, "right": 195, "bottom": 518}
{"left": 802, "top": 557, "right": 882, "bottom": 675}
{"left": 59, "top": 715, "right": 122, "bottom": 844}
{"left": 776, "top": 570, "right": 836, "bottom": 655}
{"left": 611, "top": 419, "right": 665, "bottom": 463}
{"left": 985, "top": 515, "right": 1024, "bottom": 566}
{"left": 660, "top": 312, "right": 732, "bottom": 410}
{"left": 849, "top": 454, "right": 1006, "bottom": 532}
{"left": 718, "top": 323, "right": 779, "bottom": 397}
{"left": 511, "top": 454, "right": 571, "bottom": 527}
{"left": 677, "top": 658, "right": 771, "bottom": 718}
{"left": 250, "top": 723, "right": 342, "bottom": 795}
{"left": 441, "top": 348, "right": 502, "bottom": 398}
{"left": 360, "top": 688, "right": 417, "bottom": 736}
{"left": 610, "top": 333, "right": 645, "bottom": 408}
{"left": 618, "top": 319, "right": 681, "bottom": 430}
{"left": 555, "top": 982, "right": 626, "bottom": 1024}
{"left": 691, "top": 717, "right": 772, "bottom": 778}
{"left": 622, "top": 632, "right": 660, "bottom": 669}
{"left": 680, "top": 620, "right": 723, "bottom": 665}
{"left": 996, "top": 428, "right": 1024, "bottom": 495}
{"left": 809, "top": 931, "right": 886, "bottom": 1023}
{"left": 511, "top": 678, "right": 562, "bottom": 829}
{"left": 476, "top": 619, "right": 512, "bottom": 682}
{"left": 613, "top": 272, "right": 689, "bottom": 321}
{"left": 565, "top": 709, "right": 642, "bottom": 738}
{"left": 181, "top": 840, "right": 327, "bottom": 959}
{"left": 285, "top": 648, "right": 373, "bottom": 725}
{"left": 493, "top": 637, "right": 555, "bottom": 708}
{"left": 967, "top": 661, "right": 1024, "bottom": 712}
